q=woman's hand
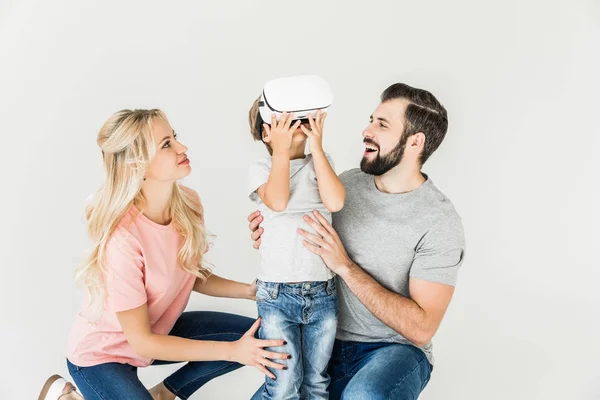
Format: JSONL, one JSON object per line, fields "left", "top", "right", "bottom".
{"left": 247, "top": 280, "right": 257, "bottom": 301}
{"left": 230, "top": 318, "right": 290, "bottom": 379}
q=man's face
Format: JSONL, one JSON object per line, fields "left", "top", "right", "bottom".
{"left": 360, "top": 99, "right": 409, "bottom": 176}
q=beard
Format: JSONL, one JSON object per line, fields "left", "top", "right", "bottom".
{"left": 360, "top": 133, "right": 409, "bottom": 176}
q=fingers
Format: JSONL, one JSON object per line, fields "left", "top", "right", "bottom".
{"left": 245, "top": 318, "right": 261, "bottom": 337}
{"left": 253, "top": 237, "right": 262, "bottom": 250}
{"left": 312, "top": 210, "right": 336, "bottom": 234}
{"left": 262, "top": 358, "right": 287, "bottom": 371}
{"left": 261, "top": 350, "right": 291, "bottom": 360}
{"left": 258, "top": 338, "right": 288, "bottom": 348}
{"left": 298, "top": 229, "right": 327, "bottom": 248}
{"left": 319, "top": 111, "right": 327, "bottom": 130}
{"left": 248, "top": 214, "right": 264, "bottom": 232}
{"left": 300, "top": 124, "right": 313, "bottom": 136}
{"left": 271, "top": 113, "right": 277, "bottom": 128}
{"left": 302, "top": 214, "right": 330, "bottom": 239}
{"left": 283, "top": 112, "right": 294, "bottom": 130}
{"left": 290, "top": 119, "right": 301, "bottom": 132}
{"left": 255, "top": 364, "right": 276, "bottom": 380}
{"left": 247, "top": 211, "right": 261, "bottom": 223}
{"left": 251, "top": 227, "right": 264, "bottom": 241}
{"left": 303, "top": 240, "right": 322, "bottom": 255}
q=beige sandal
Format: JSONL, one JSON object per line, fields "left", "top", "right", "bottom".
{"left": 38, "top": 375, "right": 81, "bottom": 399}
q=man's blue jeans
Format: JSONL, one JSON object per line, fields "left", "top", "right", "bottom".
{"left": 252, "top": 339, "right": 432, "bottom": 400}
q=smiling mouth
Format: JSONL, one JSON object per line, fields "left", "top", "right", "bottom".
{"left": 364, "top": 144, "right": 378, "bottom": 153}
{"left": 178, "top": 156, "right": 189, "bottom": 164}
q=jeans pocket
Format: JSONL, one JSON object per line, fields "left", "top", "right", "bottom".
{"left": 255, "top": 282, "right": 272, "bottom": 303}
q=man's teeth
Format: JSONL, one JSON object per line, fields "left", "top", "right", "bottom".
{"left": 365, "top": 145, "right": 378, "bottom": 151}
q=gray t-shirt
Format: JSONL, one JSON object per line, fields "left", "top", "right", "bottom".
{"left": 332, "top": 169, "right": 465, "bottom": 366}
{"left": 249, "top": 154, "right": 336, "bottom": 282}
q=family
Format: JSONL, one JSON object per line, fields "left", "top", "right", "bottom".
{"left": 38, "top": 79, "right": 465, "bottom": 400}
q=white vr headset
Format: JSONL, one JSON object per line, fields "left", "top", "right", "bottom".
{"left": 256, "top": 75, "right": 333, "bottom": 132}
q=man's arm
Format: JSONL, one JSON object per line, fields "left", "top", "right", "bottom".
{"left": 339, "top": 265, "right": 454, "bottom": 346}
{"left": 297, "top": 210, "right": 464, "bottom": 347}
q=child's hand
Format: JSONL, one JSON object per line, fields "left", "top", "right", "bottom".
{"left": 263, "top": 112, "right": 301, "bottom": 155}
{"left": 301, "top": 110, "right": 327, "bottom": 154}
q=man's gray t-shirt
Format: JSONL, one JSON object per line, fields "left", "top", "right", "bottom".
{"left": 332, "top": 169, "right": 465, "bottom": 366}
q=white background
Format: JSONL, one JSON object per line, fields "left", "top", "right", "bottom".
{"left": 1, "top": 1, "right": 598, "bottom": 399}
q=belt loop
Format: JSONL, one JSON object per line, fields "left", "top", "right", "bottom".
{"left": 272, "top": 283, "right": 280, "bottom": 299}
{"left": 327, "top": 278, "right": 335, "bottom": 295}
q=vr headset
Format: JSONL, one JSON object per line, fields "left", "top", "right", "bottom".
{"left": 255, "top": 75, "right": 333, "bottom": 135}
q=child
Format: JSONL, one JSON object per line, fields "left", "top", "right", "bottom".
{"left": 248, "top": 92, "right": 346, "bottom": 399}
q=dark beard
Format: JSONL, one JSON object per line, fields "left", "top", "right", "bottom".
{"left": 360, "top": 134, "right": 408, "bottom": 176}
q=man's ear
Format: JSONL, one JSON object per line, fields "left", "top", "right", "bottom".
{"left": 409, "top": 132, "right": 426, "bottom": 150}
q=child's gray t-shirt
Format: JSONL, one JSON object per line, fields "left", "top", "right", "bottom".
{"left": 249, "top": 153, "right": 336, "bottom": 283}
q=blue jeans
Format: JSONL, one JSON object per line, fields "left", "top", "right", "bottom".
{"left": 255, "top": 278, "right": 338, "bottom": 400}
{"left": 327, "top": 340, "right": 433, "bottom": 400}
{"left": 66, "top": 311, "right": 254, "bottom": 400}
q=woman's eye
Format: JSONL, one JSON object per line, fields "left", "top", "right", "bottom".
{"left": 163, "top": 140, "right": 171, "bottom": 148}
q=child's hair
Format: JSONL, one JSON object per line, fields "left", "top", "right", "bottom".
{"left": 74, "top": 109, "right": 211, "bottom": 321}
{"left": 248, "top": 96, "right": 272, "bottom": 155}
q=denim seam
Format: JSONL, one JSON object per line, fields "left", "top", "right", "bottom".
{"left": 388, "top": 356, "right": 427, "bottom": 397}
{"left": 73, "top": 368, "right": 109, "bottom": 400}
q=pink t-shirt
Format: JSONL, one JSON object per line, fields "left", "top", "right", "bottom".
{"left": 67, "top": 205, "right": 197, "bottom": 367}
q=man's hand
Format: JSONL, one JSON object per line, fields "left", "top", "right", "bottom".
{"left": 297, "top": 210, "right": 354, "bottom": 276}
{"left": 248, "top": 211, "right": 264, "bottom": 249}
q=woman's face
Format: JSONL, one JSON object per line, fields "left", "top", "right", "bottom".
{"left": 144, "top": 116, "right": 191, "bottom": 182}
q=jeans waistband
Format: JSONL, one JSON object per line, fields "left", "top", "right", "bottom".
{"left": 256, "top": 277, "right": 336, "bottom": 296}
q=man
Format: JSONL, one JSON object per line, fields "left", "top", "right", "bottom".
{"left": 249, "top": 83, "right": 465, "bottom": 399}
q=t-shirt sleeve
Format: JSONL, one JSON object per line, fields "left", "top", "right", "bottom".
{"left": 248, "top": 160, "right": 271, "bottom": 203}
{"left": 409, "top": 220, "right": 465, "bottom": 287}
{"left": 103, "top": 230, "right": 147, "bottom": 313}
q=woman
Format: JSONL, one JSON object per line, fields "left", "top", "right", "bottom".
{"left": 38, "top": 109, "right": 289, "bottom": 400}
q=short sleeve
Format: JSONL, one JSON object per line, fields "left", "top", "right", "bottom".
{"left": 103, "top": 229, "right": 147, "bottom": 313}
{"left": 409, "top": 220, "right": 465, "bottom": 287}
{"left": 248, "top": 159, "right": 271, "bottom": 203}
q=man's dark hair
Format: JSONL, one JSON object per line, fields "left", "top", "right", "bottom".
{"left": 381, "top": 83, "right": 448, "bottom": 165}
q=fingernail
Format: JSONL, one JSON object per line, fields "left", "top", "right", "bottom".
{"left": 283, "top": 341, "right": 287, "bottom": 345}
{"left": 287, "top": 355, "right": 292, "bottom": 359}
{"left": 283, "top": 366, "right": 288, "bottom": 370}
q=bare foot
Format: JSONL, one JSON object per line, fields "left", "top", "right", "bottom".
{"left": 148, "top": 382, "right": 176, "bottom": 400}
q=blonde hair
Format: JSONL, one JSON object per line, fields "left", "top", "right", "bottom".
{"left": 74, "top": 109, "right": 211, "bottom": 321}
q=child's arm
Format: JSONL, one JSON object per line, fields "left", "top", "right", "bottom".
{"left": 302, "top": 111, "right": 345, "bottom": 212}
{"left": 256, "top": 112, "right": 300, "bottom": 212}
{"left": 257, "top": 152, "right": 291, "bottom": 212}
{"left": 312, "top": 150, "right": 345, "bottom": 212}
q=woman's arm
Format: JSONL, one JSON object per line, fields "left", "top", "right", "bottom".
{"left": 116, "top": 304, "right": 287, "bottom": 379}
{"left": 194, "top": 274, "right": 256, "bottom": 300}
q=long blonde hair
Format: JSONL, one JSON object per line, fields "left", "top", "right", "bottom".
{"left": 74, "top": 109, "right": 211, "bottom": 320}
